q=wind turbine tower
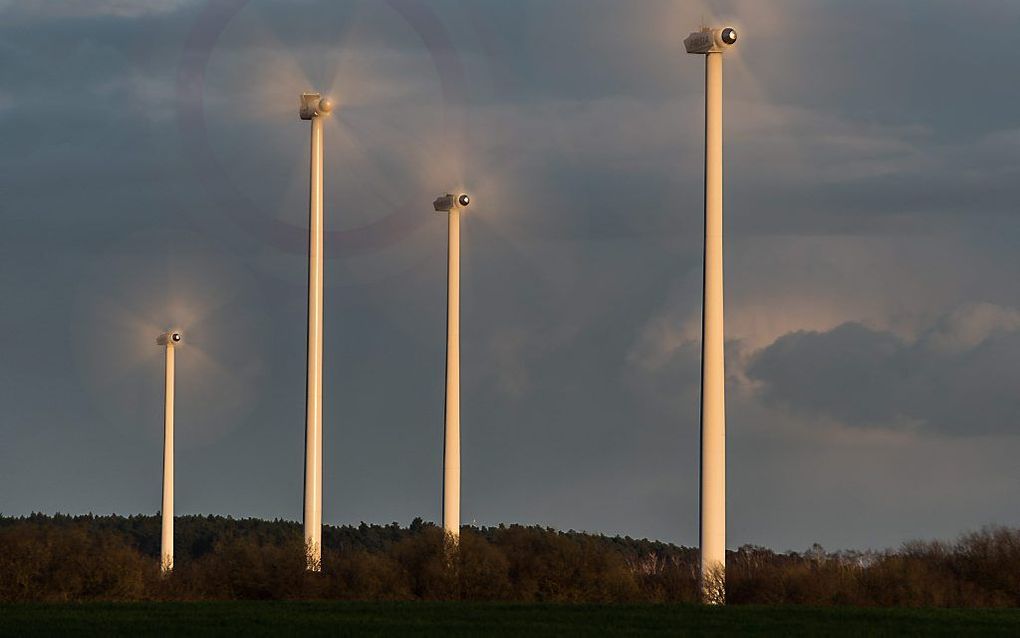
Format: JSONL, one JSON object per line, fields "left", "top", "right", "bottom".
{"left": 684, "top": 25, "right": 738, "bottom": 604}
{"left": 299, "top": 92, "right": 333, "bottom": 571}
{"left": 156, "top": 330, "right": 182, "bottom": 575}
{"left": 433, "top": 192, "right": 472, "bottom": 544}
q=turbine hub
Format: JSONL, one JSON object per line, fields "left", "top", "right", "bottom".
{"left": 299, "top": 92, "right": 334, "bottom": 120}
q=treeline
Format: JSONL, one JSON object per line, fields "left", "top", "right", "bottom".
{"left": 1, "top": 514, "right": 1018, "bottom": 606}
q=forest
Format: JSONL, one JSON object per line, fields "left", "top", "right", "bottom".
{"left": 2, "top": 514, "right": 1019, "bottom": 606}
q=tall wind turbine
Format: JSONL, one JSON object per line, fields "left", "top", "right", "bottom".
{"left": 433, "top": 192, "right": 472, "bottom": 545}
{"left": 156, "top": 330, "right": 182, "bottom": 574}
{"left": 299, "top": 92, "right": 333, "bottom": 571}
{"left": 684, "top": 25, "right": 738, "bottom": 604}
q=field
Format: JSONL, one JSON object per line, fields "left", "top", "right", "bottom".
{"left": 2, "top": 602, "right": 1020, "bottom": 637}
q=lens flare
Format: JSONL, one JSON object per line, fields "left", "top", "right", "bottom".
{"left": 72, "top": 230, "right": 268, "bottom": 449}
{"left": 191, "top": 0, "right": 460, "bottom": 291}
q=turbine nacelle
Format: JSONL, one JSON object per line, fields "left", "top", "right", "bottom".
{"left": 684, "top": 27, "right": 738, "bottom": 54}
{"left": 299, "top": 92, "right": 334, "bottom": 120}
{"left": 156, "top": 331, "right": 183, "bottom": 347}
{"left": 433, "top": 193, "right": 471, "bottom": 213}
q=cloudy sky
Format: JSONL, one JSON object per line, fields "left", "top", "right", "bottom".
{"left": 2, "top": 0, "right": 1019, "bottom": 552}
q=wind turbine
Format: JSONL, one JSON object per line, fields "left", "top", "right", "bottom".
{"left": 156, "top": 330, "right": 182, "bottom": 574}
{"left": 433, "top": 192, "right": 472, "bottom": 545}
{"left": 684, "top": 25, "right": 738, "bottom": 604}
{"left": 299, "top": 92, "right": 333, "bottom": 571}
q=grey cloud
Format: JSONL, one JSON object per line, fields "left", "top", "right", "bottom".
{"left": 0, "top": 1, "right": 198, "bottom": 19}
{"left": 747, "top": 304, "right": 1020, "bottom": 435}
{"left": 4, "top": 0, "right": 1019, "bottom": 246}
{"left": 3, "top": 0, "right": 1020, "bottom": 551}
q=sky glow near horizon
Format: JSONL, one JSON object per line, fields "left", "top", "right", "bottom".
{"left": 1, "top": 0, "right": 1020, "bottom": 552}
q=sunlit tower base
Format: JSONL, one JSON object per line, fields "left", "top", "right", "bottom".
{"left": 684, "top": 25, "right": 738, "bottom": 604}
{"left": 433, "top": 192, "right": 472, "bottom": 547}
{"left": 156, "top": 330, "right": 182, "bottom": 575}
{"left": 299, "top": 92, "right": 333, "bottom": 571}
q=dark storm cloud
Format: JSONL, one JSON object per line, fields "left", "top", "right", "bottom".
{"left": 747, "top": 304, "right": 1020, "bottom": 435}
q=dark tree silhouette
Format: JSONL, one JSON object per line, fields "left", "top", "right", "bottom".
{"left": 1, "top": 514, "right": 1018, "bottom": 606}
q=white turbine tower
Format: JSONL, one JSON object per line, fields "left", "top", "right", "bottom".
{"left": 433, "top": 192, "right": 472, "bottom": 545}
{"left": 299, "top": 92, "right": 333, "bottom": 571}
{"left": 685, "top": 25, "right": 738, "bottom": 604}
{"left": 156, "top": 330, "right": 182, "bottom": 575}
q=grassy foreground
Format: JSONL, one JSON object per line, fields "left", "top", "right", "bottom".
{"left": 2, "top": 602, "right": 1020, "bottom": 637}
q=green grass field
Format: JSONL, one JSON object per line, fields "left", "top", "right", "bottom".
{"left": 2, "top": 602, "right": 1020, "bottom": 637}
